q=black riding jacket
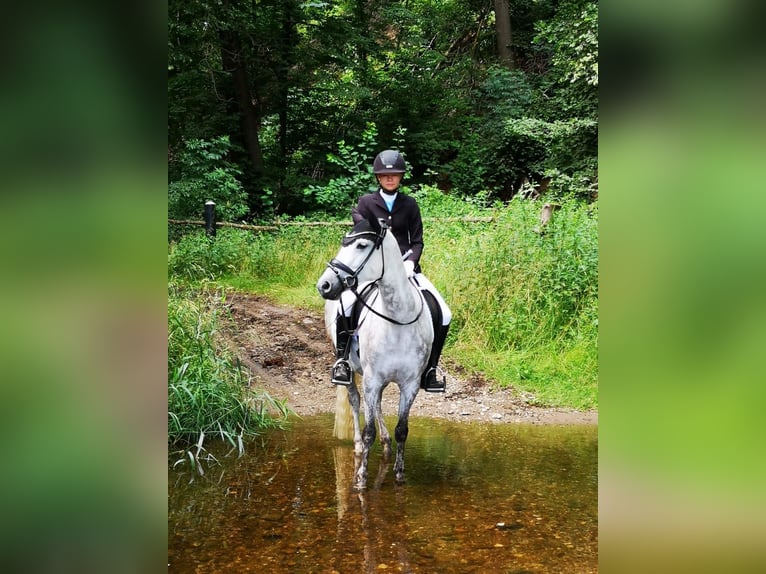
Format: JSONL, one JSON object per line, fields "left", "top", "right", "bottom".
{"left": 351, "top": 189, "right": 424, "bottom": 273}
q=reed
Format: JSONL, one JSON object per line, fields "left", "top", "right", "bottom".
{"left": 168, "top": 284, "right": 291, "bottom": 462}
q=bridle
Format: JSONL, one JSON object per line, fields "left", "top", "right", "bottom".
{"left": 325, "top": 223, "right": 424, "bottom": 326}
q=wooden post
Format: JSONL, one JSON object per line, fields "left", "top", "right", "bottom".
{"left": 204, "top": 201, "right": 216, "bottom": 237}
{"left": 536, "top": 203, "right": 561, "bottom": 234}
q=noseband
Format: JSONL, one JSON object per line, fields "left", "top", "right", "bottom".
{"left": 326, "top": 223, "right": 423, "bottom": 326}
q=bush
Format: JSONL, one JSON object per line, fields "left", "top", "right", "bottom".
{"left": 168, "top": 136, "right": 249, "bottom": 221}
{"left": 302, "top": 122, "right": 379, "bottom": 214}
{"left": 424, "top": 197, "right": 598, "bottom": 408}
{"left": 168, "top": 229, "right": 255, "bottom": 281}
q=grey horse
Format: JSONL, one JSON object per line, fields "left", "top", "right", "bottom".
{"left": 316, "top": 219, "right": 433, "bottom": 489}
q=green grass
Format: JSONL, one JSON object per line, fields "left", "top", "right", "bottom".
{"left": 168, "top": 195, "right": 598, "bottom": 411}
{"left": 451, "top": 340, "right": 597, "bottom": 409}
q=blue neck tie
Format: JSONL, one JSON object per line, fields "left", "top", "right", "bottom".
{"left": 381, "top": 191, "right": 396, "bottom": 212}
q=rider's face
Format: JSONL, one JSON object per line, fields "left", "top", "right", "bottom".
{"left": 377, "top": 173, "right": 402, "bottom": 193}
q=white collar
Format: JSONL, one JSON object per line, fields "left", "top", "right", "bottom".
{"left": 379, "top": 189, "right": 398, "bottom": 201}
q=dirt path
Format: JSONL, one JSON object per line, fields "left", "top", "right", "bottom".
{"left": 222, "top": 293, "right": 597, "bottom": 426}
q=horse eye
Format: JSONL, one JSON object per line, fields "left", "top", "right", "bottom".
{"left": 356, "top": 242, "right": 368, "bottom": 250}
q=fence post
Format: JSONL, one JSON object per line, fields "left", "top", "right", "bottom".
{"left": 204, "top": 201, "right": 217, "bottom": 237}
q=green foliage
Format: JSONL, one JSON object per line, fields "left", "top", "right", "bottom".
{"left": 535, "top": 0, "right": 598, "bottom": 88}
{"left": 302, "top": 122, "right": 379, "bottom": 214}
{"left": 542, "top": 165, "right": 598, "bottom": 202}
{"left": 168, "top": 0, "right": 597, "bottom": 215}
{"left": 412, "top": 185, "right": 496, "bottom": 217}
{"left": 424, "top": 198, "right": 598, "bottom": 408}
{"left": 439, "top": 66, "right": 597, "bottom": 200}
{"left": 168, "top": 229, "right": 256, "bottom": 281}
{"left": 499, "top": 116, "right": 597, "bottom": 178}
{"left": 168, "top": 136, "right": 249, "bottom": 221}
{"left": 532, "top": 0, "right": 598, "bottom": 121}
{"left": 169, "top": 223, "right": 345, "bottom": 304}
{"left": 168, "top": 285, "right": 291, "bottom": 454}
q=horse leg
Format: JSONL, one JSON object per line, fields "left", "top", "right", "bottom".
{"left": 372, "top": 454, "right": 390, "bottom": 490}
{"left": 375, "top": 400, "right": 392, "bottom": 460}
{"left": 347, "top": 376, "right": 363, "bottom": 453}
{"left": 394, "top": 384, "right": 418, "bottom": 484}
{"left": 355, "top": 378, "right": 381, "bottom": 490}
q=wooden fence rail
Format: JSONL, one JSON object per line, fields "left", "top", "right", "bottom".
{"left": 169, "top": 200, "right": 567, "bottom": 236}
{"left": 168, "top": 216, "right": 495, "bottom": 232}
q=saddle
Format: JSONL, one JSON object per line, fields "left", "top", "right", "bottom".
{"left": 419, "top": 288, "right": 442, "bottom": 338}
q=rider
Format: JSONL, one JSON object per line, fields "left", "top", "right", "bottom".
{"left": 330, "top": 149, "right": 452, "bottom": 393}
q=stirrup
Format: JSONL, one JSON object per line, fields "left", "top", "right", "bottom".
{"left": 422, "top": 367, "right": 446, "bottom": 393}
{"left": 331, "top": 359, "right": 352, "bottom": 386}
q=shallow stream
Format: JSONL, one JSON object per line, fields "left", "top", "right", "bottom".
{"left": 169, "top": 415, "right": 597, "bottom": 573}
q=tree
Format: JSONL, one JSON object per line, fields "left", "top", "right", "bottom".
{"left": 535, "top": 0, "right": 598, "bottom": 88}
{"left": 494, "top": 0, "right": 515, "bottom": 68}
{"left": 219, "top": 27, "right": 264, "bottom": 174}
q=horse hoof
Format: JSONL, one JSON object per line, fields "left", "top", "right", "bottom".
{"left": 395, "top": 473, "right": 405, "bottom": 484}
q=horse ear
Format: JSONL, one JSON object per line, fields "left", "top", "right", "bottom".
{"left": 343, "top": 219, "right": 377, "bottom": 245}
{"left": 369, "top": 217, "right": 383, "bottom": 234}
{"left": 349, "top": 219, "right": 374, "bottom": 235}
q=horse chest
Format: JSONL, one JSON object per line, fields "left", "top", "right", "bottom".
{"left": 359, "top": 327, "right": 428, "bottom": 372}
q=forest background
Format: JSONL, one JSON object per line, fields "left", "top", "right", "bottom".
{"left": 168, "top": 0, "right": 598, "bottom": 218}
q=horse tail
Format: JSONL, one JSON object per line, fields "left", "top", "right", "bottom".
{"left": 333, "top": 375, "right": 355, "bottom": 440}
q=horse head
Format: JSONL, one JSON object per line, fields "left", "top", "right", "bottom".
{"left": 316, "top": 218, "right": 387, "bottom": 300}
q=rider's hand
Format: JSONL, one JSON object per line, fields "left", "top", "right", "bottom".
{"left": 403, "top": 260, "right": 415, "bottom": 277}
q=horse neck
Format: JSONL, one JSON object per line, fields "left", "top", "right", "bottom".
{"left": 376, "top": 234, "right": 420, "bottom": 317}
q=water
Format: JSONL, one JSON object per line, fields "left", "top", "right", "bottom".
{"left": 169, "top": 415, "right": 597, "bottom": 573}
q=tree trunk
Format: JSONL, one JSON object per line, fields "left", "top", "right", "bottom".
{"left": 354, "top": 0, "right": 370, "bottom": 80}
{"left": 493, "top": 0, "right": 514, "bottom": 69}
{"left": 219, "top": 30, "right": 264, "bottom": 173}
{"left": 277, "top": 2, "right": 298, "bottom": 185}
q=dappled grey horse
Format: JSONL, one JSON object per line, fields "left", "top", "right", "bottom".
{"left": 316, "top": 218, "right": 433, "bottom": 489}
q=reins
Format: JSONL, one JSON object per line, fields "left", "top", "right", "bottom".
{"left": 327, "top": 225, "right": 424, "bottom": 326}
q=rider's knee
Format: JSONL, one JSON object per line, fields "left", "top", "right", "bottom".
{"left": 339, "top": 292, "right": 356, "bottom": 317}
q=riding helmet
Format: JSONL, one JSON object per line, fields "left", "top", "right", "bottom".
{"left": 372, "top": 150, "right": 406, "bottom": 174}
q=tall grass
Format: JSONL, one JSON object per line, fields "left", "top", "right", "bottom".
{"left": 168, "top": 225, "right": 342, "bottom": 306}
{"left": 168, "top": 283, "right": 291, "bottom": 464}
{"left": 426, "top": 200, "right": 597, "bottom": 408}
{"left": 168, "top": 195, "right": 598, "bottom": 410}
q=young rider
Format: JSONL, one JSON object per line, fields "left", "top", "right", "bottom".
{"left": 331, "top": 149, "right": 452, "bottom": 393}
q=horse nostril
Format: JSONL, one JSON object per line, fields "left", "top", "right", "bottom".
{"left": 320, "top": 281, "right": 330, "bottom": 292}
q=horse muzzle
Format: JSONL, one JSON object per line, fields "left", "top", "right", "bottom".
{"left": 316, "top": 268, "right": 343, "bottom": 300}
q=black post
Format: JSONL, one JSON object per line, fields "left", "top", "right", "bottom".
{"left": 204, "top": 200, "right": 217, "bottom": 237}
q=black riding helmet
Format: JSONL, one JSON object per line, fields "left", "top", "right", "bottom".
{"left": 372, "top": 150, "right": 406, "bottom": 174}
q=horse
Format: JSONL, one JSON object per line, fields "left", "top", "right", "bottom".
{"left": 316, "top": 218, "right": 433, "bottom": 489}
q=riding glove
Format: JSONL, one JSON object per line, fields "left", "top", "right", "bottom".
{"left": 403, "top": 260, "right": 415, "bottom": 277}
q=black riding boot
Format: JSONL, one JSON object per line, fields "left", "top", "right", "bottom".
{"left": 331, "top": 315, "right": 353, "bottom": 386}
{"left": 421, "top": 323, "right": 450, "bottom": 392}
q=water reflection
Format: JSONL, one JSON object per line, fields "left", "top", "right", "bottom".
{"left": 169, "top": 415, "right": 597, "bottom": 573}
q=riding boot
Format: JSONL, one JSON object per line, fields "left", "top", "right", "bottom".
{"left": 421, "top": 323, "right": 450, "bottom": 392}
{"left": 331, "top": 314, "right": 353, "bottom": 386}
